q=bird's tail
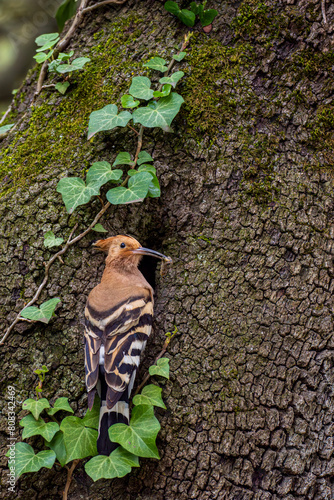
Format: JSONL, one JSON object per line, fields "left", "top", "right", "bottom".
{"left": 97, "top": 398, "right": 129, "bottom": 456}
{"left": 96, "top": 367, "right": 130, "bottom": 456}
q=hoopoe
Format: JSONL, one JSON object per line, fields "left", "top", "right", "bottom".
{"left": 84, "top": 235, "right": 170, "bottom": 455}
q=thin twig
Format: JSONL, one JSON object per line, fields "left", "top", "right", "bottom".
{"left": 0, "top": 104, "right": 12, "bottom": 125}
{"left": 133, "top": 126, "right": 144, "bottom": 165}
{"left": 134, "top": 338, "right": 170, "bottom": 396}
{"left": 37, "top": 0, "right": 89, "bottom": 93}
{"left": 1, "top": 200, "right": 113, "bottom": 345}
{"left": 321, "top": 0, "right": 327, "bottom": 25}
{"left": 36, "top": 0, "right": 127, "bottom": 93}
{"left": 63, "top": 459, "right": 80, "bottom": 500}
{"left": 82, "top": 0, "right": 127, "bottom": 14}
{"left": 127, "top": 124, "right": 139, "bottom": 135}
{"left": 120, "top": 126, "right": 144, "bottom": 187}
{"left": 157, "top": 33, "right": 192, "bottom": 93}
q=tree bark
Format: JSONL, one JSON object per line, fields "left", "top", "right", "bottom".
{"left": 1, "top": 0, "right": 334, "bottom": 498}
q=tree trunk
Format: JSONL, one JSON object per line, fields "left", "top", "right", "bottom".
{"left": 1, "top": 0, "right": 334, "bottom": 498}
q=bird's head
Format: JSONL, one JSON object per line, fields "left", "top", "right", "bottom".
{"left": 92, "top": 235, "right": 171, "bottom": 268}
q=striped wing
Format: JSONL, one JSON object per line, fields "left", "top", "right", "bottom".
{"left": 84, "top": 293, "right": 153, "bottom": 409}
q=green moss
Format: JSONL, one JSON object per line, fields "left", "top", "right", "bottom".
{"left": 306, "top": 105, "right": 334, "bottom": 169}
{"left": 182, "top": 35, "right": 253, "bottom": 139}
{"left": 231, "top": 0, "right": 287, "bottom": 42}
{"left": 238, "top": 132, "right": 280, "bottom": 204}
{"left": 292, "top": 49, "right": 334, "bottom": 78}
{"left": 195, "top": 235, "right": 213, "bottom": 243}
{"left": 0, "top": 13, "right": 145, "bottom": 194}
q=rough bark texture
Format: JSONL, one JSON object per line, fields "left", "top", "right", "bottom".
{"left": 1, "top": 0, "right": 334, "bottom": 498}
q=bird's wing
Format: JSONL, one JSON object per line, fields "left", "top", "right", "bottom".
{"left": 84, "top": 287, "right": 153, "bottom": 409}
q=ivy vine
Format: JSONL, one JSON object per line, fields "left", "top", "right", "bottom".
{"left": 7, "top": 352, "right": 171, "bottom": 496}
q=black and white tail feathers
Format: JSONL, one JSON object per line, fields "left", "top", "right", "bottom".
{"left": 84, "top": 293, "right": 153, "bottom": 456}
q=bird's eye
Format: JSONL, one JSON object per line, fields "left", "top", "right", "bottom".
{"left": 120, "top": 243, "right": 126, "bottom": 248}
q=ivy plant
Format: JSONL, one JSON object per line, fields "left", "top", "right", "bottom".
{"left": 20, "top": 298, "right": 61, "bottom": 324}
{"left": 8, "top": 358, "right": 170, "bottom": 482}
{"left": 0, "top": 124, "right": 15, "bottom": 135}
{"left": 33, "top": 33, "right": 60, "bottom": 64}
{"left": 33, "top": 34, "right": 90, "bottom": 94}
{"left": 56, "top": 0, "right": 79, "bottom": 32}
{"left": 164, "top": 1, "right": 218, "bottom": 27}
{"left": 56, "top": 48, "right": 186, "bottom": 213}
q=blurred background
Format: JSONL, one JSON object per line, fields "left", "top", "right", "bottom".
{"left": 0, "top": 0, "right": 63, "bottom": 112}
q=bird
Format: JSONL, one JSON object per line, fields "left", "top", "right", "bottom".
{"left": 84, "top": 234, "right": 171, "bottom": 455}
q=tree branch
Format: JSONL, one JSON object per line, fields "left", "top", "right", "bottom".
{"left": 36, "top": 0, "right": 127, "bottom": 93}
{"left": 0, "top": 104, "right": 12, "bottom": 125}
{"left": 82, "top": 0, "right": 127, "bottom": 14}
{"left": 321, "top": 0, "right": 327, "bottom": 25}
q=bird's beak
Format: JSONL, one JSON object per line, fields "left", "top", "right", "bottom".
{"left": 131, "top": 247, "right": 171, "bottom": 261}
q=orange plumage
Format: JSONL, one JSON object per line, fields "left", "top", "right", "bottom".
{"left": 84, "top": 235, "right": 170, "bottom": 455}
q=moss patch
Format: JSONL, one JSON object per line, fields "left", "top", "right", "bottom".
{"left": 0, "top": 14, "right": 145, "bottom": 194}
{"left": 182, "top": 35, "right": 253, "bottom": 139}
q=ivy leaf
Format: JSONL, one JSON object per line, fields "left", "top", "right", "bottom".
{"left": 88, "top": 104, "right": 131, "bottom": 139}
{"left": 57, "top": 177, "right": 99, "bottom": 213}
{"left": 45, "top": 431, "right": 67, "bottom": 467}
{"left": 56, "top": 162, "right": 122, "bottom": 214}
{"left": 143, "top": 57, "right": 168, "bottom": 72}
{"left": 133, "top": 92, "right": 184, "bottom": 131}
{"left": 92, "top": 223, "right": 108, "bottom": 233}
{"left": 153, "top": 84, "right": 172, "bottom": 98}
{"left": 121, "top": 94, "right": 140, "bottom": 108}
{"left": 109, "top": 404, "right": 160, "bottom": 458}
{"left": 35, "top": 33, "right": 59, "bottom": 51}
{"left": 164, "top": 1, "right": 180, "bottom": 15}
{"left": 60, "top": 416, "right": 98, "bottom": 463}
{"left": 189, "top": 1, "right": 200, "bottom": 15}
{"left": 34, "top": 365, "right": 48, "bottom": 375}
{"left": 20, "top": 298, "right": 61, "bottom": 324}
{"left": 48, "top": 59, "right": 61, "bottom": 73}
{"left": 58, "top": 51, "right": 74, "bottom": 61}
{"left": 200, "top": 9, "right": 218, "bottom": 26}
{"left": 106, "top": 172, "right": 152, "bottom": 205}
{"left": 56, "top": 0, "right": 78, "bottom": 32}
{"left": 137, "top": 165, "right": 160, "bottom": 198}
{"left": 56, "top": 57, "right": 90, "bottom": 74}
{"left": 112, "top": 152, "right": 134, "bottom": 167}
{"left": 35, "top": 33, "right": 59, "bottom": 47}
{"left": 0, "top": 123, "right": 14, "bottom": 135}
{"left": 133, "top": 384, "right": 166, "bottom": 409}
{"left": 149, "top": 357, "right": 170, "bottom": 379}
{"left": 137, "top": 164, "right": 156, "bottom": 174}
{"left": 55, "top": 82, "right": 70, "bottom": 94}
{"left": 44, "top": 231, "right": 64, "bottom": 249}
{"left": 178, "top": 9, "right": 196, "bottom": 26}
{"left": 22, "top": 398, "right": 50, "bottom": 420}
{"left": 129, "top": 76, "right": 154, "bottom": 101}
{"left": 137, "top": 151, "right": 154, "bottom": 165}
{"left": 85, "top": 447, "right": 139, "bottom": 481}
{"left": 159, "top": 71, "right": 184, "bottom": 88}
{"left": 7, "top": 443, "right": 56, "bottom": 479}
{"left": 33, "top": 51, "right": 54, "bottom": 63}
{"left": 20, "top": 414, "right": 59, "bottom": 441}
{"left": 173, "top": 52, "right": 186, "bottom": 62}
{"left": 82, "top": 395, "right": 100, "bottom": 429}
{"left": 47, "top": 397, "right": 74, "bottom": 416}
{"left": 86, "top": 161, "right": 123, "bottom": 190}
